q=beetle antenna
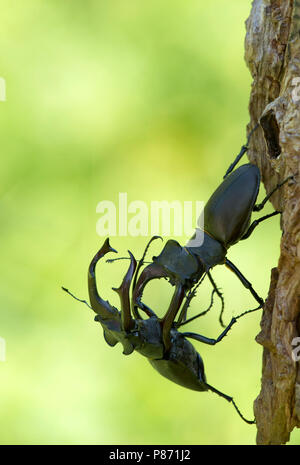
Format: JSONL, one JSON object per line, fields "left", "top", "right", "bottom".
{"left": 62, "top": 286, "right": 92, "bottom": 310}
{"left": 106, "top": 257, "right": 130, "bottom": 263}
{"left": 106, "top": 236, "right": 162, "bottom": 273}
{"left": 106, "top": 257, "right": 151, "bottom": 264}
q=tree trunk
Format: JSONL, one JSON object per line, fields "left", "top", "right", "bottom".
{"left": 244, "top": 0, "right": 300, "bottom": 445}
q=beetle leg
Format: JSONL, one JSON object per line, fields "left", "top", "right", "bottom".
{"left": 241, "top": 211, "right": 280, "bottom": 240}
{"left": 181, "top": 301, "right": 262, "bottom": 343}
{"left": 161, "top": 284, "right": 185, "bottom": 352}
{"left": 235, "top": 304, "right": 262, "bottom": 319}
{"left": 224, "top": 258, "right": 264, "bottom": 307}
{"left": 223, "top": 144, "right": 248, "bottom": 179}
{"left": 176, "top": 289, "right": 197, "bottom": 325}
{"left": 253, "top": 174, "right": 293, "bottom": 212}
{"left": 181, "top": 316, "right": 237, "bottom": 345}
{"left": 176, "top": 273, "right": 207, "bottom": 325}
{"left": 207, "top": 271, "right": 225, "bottom": 327}
{"left": 112, "top": 251, "right": 137, "bottom": 331}
{"left": 205, "top": 383, "right": 255, "bottom": 424}
{"left": 176, "top": 288, "right": 215, "bottom": 328}
{"left": 223, "top": 123, "right": 259, "bottom": 179}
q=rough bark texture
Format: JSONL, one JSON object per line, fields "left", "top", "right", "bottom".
{"left": 245, "top": 0, "right": 300, "bottom": 445}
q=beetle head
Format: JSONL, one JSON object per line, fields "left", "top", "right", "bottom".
{"left": 88, "top": 238, "right": 141, "bottom": 355}
{"left": 87, "top": 237, "right": 204, "bottom": 352}
{"left": 132, "top": 239, "right": 202, "bottom": 304}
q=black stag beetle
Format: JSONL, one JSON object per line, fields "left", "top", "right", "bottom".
{"left": 63, "top": 124, "right": 292, "bottom": 424}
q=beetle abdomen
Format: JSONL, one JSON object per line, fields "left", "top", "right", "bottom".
{"left": 204, "top": 164, "right": 260, "bottom": 247}
{"left": 149, "top": 332, "right": 208, "bottom": 392}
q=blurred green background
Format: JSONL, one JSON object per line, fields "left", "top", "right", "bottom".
{"left": 1, "top": 0, "right": 299, "bottom": 445}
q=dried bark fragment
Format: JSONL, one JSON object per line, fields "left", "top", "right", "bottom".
{"left": 245, "top": 0, "right": 300, "bottom": 445}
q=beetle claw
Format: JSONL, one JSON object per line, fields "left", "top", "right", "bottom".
{"left": 88, "top": 238, "right": 119, "bottom": 317}
{"left": 132, "top": 263, "right": 170, "bottom": 317}
{"left": 112, "top": 251, "right": 137, "bottom": 331}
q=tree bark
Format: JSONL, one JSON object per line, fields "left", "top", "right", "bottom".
{"left": 245, "top": 0, "right": 300, "bottom": 445}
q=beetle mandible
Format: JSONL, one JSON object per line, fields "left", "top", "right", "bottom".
{"left": 63, "top": 236, "right": 258, "bottom": 424}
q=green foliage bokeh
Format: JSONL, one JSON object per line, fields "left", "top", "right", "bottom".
{"left": 1, "top": 0, "right": 299, "bottom": 445}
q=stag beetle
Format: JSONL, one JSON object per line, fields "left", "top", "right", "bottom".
{"left": 63, "top": 125, "right": 292, "bottom": 424}
{"left": 130, "top": 125, "right": 291, "bottom": 328}
{"left": 63, "top": 237, "right": 259, "bottom": 424}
